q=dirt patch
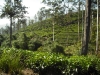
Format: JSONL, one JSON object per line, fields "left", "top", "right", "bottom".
{"left": 0, "top": 72, "right": 10, "bottom": 75}
{"left": 21, "top": 68, "right": 39, "bottom": 75}
{"left": 0, "top": 68, "right": 39, "bottom": 75}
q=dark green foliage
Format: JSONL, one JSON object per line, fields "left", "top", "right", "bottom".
{"left": 37, "top": 41, "right": 65, "bottom": 54}
{"left": 1, "top": 39, "right": 10, "bottom": 47}
{"left": 28, "top": 38, "right": 35, "bottom": 50}
{"left": 34, "top": 40, "right": 42, "bottom": 50}
{"left": 39, "top": 66, "right": 64, "bottom": 75}
{"left": 1, "top": 34, "right": 17, "bottom": 47}
{"left": 13, "top": 32, "right": 28, "bottom": 49}
{"left": 12, "top": 32, "right": 42, "bottom": 50}
{"left": 0, "top": 48, "right": 22, "bottom": 74}
{"left": 12, "top": 34, "right": 17, "bottom": 40}
{"left": 28, "top": 43, "right": 35, "bottom": 51}
{"left": 25, "top": 52, "right": 100, "bottom": 75}
{"left": 18, "top": 32, "right": 28, "bottom": 49}
{"left": 12, "top": 40, "right": 20, "bottom": 49}
{"left": 0, "top": 34, "right": 4, "bottom": 46}
{"left": 28, "top": 38, "right": 42, "bottom": 51}
{"left": 52, "top": 45, "right": 64, "bottom": 53}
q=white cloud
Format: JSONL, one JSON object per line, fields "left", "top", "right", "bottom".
{"left": 23, "top": 0, "right": 44, "bottom": 17}
{"left": 0, "top": 0, "right": 46, "bottom": 28}
{"left": 0, "top": 18, "right": 9, "bottom": 28}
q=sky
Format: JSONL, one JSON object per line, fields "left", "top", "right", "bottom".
{"left": 0, "top": 0, "right": 46, "bottom": 28}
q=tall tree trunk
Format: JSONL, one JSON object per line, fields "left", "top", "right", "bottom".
{"left": 78, "top": 0, "right": 80, "bottom": 41}
{"left": 91, "top": 11, "right": 94, "bottom": 39}
{"left": 53, "top": 20, "right": 55, "bottom": 41}
{"left": 81, "top": 2, "right": 84, "bottom": 46}
{"left": 13, "top": 21, "right": 16, "bottom": 32}
{"left": 53, "top": 6, "right": 55, "bottom": 42}
{"left": 81, "top": 0, "right": 91, "bottom": 55}
{"left": 17, "top": 18, "right": 19, "bottom": 30}
{"left": 10, "top": 16, "right": 12, "bottom": 47}
{"left": 96, "top": 0, "right": 99, "bottom": 55}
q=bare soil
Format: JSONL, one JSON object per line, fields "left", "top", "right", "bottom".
{"left": 0, "top": 68, "right": 39, "bottom": 75}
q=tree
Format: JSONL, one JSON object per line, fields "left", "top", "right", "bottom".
{"left": 78, "top": 0, "right": 80, "bottom": 41}
{"left": 34, "top": 14, "right": 37, "bottom": 23}
{"left": 37, "top": 7, "right": 46, "bottom": 27}
{"left": 81, "top": 0, "right": 91, "bottom": 55}
{"left": 22, "top": 18, "right": 27, "bottom": 28}
{"left": 96, "top": 0, "right": 99, "bottom": 54}
{"left": 16, "top": 18, "right": 21, "bottom": 30}
{"left": 0, "top": 2, "right": 15, "bottom": 47}
{"left": 0, "top": 34, "right": 4, "bottom": 46}
{"left": 42, "top": 0, "right": 64, "bottom": 41}
{"left": 0, "top": 0, "right": 27, "bottom": 47}
{"left": 5, "top": 25, "right": 10, "bottom": 34}
{"left": 71, "top": 0, "right": 81, "bottom": 41}
{"left": 0, "top": 27, "right": 4, "bottom": 34}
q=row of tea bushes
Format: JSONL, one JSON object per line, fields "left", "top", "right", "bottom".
{"left": 0, "top": 48, "right": 100, "bottom": 75}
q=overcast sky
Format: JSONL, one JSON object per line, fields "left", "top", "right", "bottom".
{"left": 0, "top": 0, "right": 46, "bottom": 28}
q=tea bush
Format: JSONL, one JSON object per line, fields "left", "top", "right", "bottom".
{"left": 0, "top": 48, "right": 100, "bottom": 75}
{"left": 18, "top": 32, "right": 28, "bottom": 49}
{"left": 28, "top": 38, "right": 42, "bottom": 51}
{"left": 1, "top": 39, "right": 10, "bottom": 47}
{"left": 12, "top": 40, "right": 20, "bottom": 49}
{"left": 38, "top": 41, "right": 65, "bottom": 55}
{"left": 12, "top": 32, "right": 28, "bottom": 49}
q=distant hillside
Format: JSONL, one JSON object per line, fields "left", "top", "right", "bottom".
{"left": 1, "top": 10, "right": 99, "bottom": 55}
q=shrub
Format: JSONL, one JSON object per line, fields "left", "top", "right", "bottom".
{"left": 38, "top": 41, "right": 65, "bottom": 55}
{"left": 52, "top": 44, "right": 65, "bottom": 54}
{"left": 28, "top": 38, "right": 42, "bottom": 51}
{"left": 28, "top": 43, "right": 35, "bottom": 50}
{"left": 64, "top": 43, "right": 81, "bottom": 55}
{"left": 0, "top": 48, "right": 100, "bottom": 75}
{"left": 51, "top": 42, "right": 65, "bottom": 55}
{"left": 1, "top": 39, "right": 10, "bottom": 47}
{"left": 12, "top": 40, "right": 20, "bottom": 49}
{"left": 25, "top": 51, "right": 67, "bottom": 74}
{"left": 25, "top": 52, "right": 100, "bottom": 75}
{"left": 17, "top": 32, "right": 28, "bottom": 49}
{"left": 0, "top": 48, "right": 22, "bottom": 74}
{"left": 34, "top": 40, "right": 42, "bottom": 50}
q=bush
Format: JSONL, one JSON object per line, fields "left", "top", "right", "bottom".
{"left": 38, "top": 41, "right": 65, "bottom": 55}
{"left": 65, "top": 43, "right": 81, "bottom": 55}
{"left": 0, "top": 48, "right": 100, "bottom": 75}
{"left": 0, "top": 48, "right": 22, "bottom": 74}
{"left": 18, "top": 32, "right": 28, "bottom": 49}
{"left": 25, "top": 52, "right": 100, "bottom": 75}
{"left": 28, "top": 38, "right": 42, "bottom": 51}
{"left": 12, "top": 40, "right": 20, "bottom": 49}
{"left": 25, "top": 51, "right": 67, "bottom": 74}
{"left": 51, "top": 42, "right": 65, "bottom": 55}
{"left": 28, "top": 43, "right": 35, "bottom": 50}
{"left": 13, "top": 32, "right": 28, "bottom": 49}
{"left": 52, "top": 44, "right": 65, "bottom": 54}
{"left": 34, "top": 40, "right": 42, "bottom": 50}
{"left": 1, "top": 39, "right": 10, "bottom": 47}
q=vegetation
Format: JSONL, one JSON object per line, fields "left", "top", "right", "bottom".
{"left": 0, "top": 48, "right": 100, "bottom": 75}
{"left": 0, "top": 0, "right": 100, "bottom": 74}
